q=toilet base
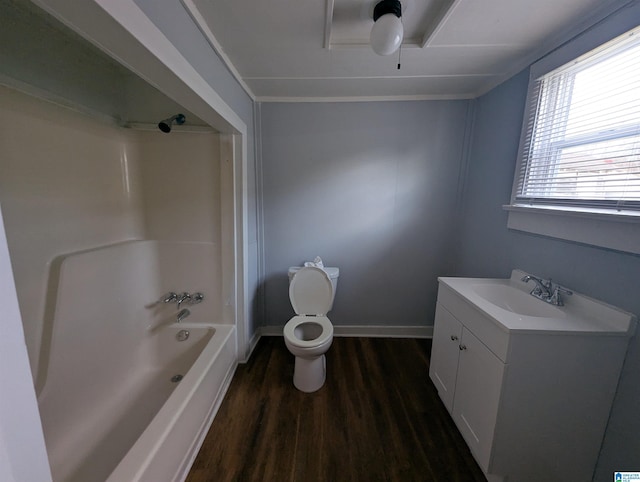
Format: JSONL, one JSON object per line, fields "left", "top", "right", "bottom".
{"left": 293, "top": 354, "right": 326, "bottom": 393}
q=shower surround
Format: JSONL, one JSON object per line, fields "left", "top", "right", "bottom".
{"left": 0, "top": 86, "right": 237, "bottom": 481}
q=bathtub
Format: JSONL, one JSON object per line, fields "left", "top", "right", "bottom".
{"left": 106, "top": 323, "right": 236, "bottom": 482}
{"left": 39, "top": 322, "right": 235, "bottom": 482}
{"left": 37, "top": 241, "right": 237, "bottom": 482}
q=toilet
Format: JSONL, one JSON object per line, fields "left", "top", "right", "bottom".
{"left": 284, "top": 266, "right": 339, "bottom": 392}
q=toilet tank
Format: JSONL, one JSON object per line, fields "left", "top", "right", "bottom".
{"left": 288, "top": 266, "right": 339, "bottom": 310}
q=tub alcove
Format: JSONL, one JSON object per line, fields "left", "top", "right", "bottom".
{"left": 0, "top": 1, "right": 251, "bottom": 480}
{"left": 38, "top": 241, "right": 236, "bottom": 482}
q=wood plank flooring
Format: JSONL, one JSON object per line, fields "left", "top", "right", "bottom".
{"left": 186, "top": 337, "right": 486, "bottom": 482}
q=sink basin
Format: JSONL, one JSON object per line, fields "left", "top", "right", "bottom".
{"left": 438, "top": 270, "right": 636, "bottom": 334}
{"left": 473, "top": 284, "right": 565, "bottom": 318}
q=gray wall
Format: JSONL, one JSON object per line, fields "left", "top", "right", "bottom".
{"left": 260, "top": 101, "right": 470, "bottom": 327}
{"left": 456, "top": 40, "right": 640, "bottom": 482}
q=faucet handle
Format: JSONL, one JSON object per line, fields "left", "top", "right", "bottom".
{"left": 160, "top": 292, "right": 178, "bottom": 303}
{"left": 177, "top": 292, "right": 191, "bottom": 308}
{"left": 522, "top": 274, "right": 552, "bottom": 297}
{"left": 549, "top": 285, "right": 573, "bottom": 306}
{"left": 188, "top": 292, "right": 205, "bottom": 304}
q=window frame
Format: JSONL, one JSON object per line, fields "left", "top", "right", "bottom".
{"left": 505, "top": 21, "right": 640, "bottom": 255}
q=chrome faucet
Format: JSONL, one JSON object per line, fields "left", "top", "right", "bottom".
{"left": 521, "top": 275, "right": 552, "bottom": 298}
{"left": 158, "top": 291, "right": 205, "bottom": 309}
{"left": 548, "top": 285, "right": 573, "bottom": 306}
{"left": 176, "top": 308, "right": 190, "bottom": 323}
{"left": 521, "top": 275, "right": 572, "bottom": 306}
{"left": 190, "top": 292, "right": 205, "bottom": 304}
{"left": 176, "top": 292, "right": 191, "bottom": 309}
{"left": 160, "top": 292, "right": 178, "bottom": 304}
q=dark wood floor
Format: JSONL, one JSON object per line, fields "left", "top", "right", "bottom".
{"left": 186, "top": 337, "right": 486, "bottom": 482}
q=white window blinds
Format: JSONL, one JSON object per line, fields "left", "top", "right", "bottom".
{"left": 514, "top": 26, "right": 640, "bottom": 212}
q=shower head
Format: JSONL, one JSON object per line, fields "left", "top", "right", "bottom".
{"left": 158, "top": 113, "right": 186, "bottom": 133}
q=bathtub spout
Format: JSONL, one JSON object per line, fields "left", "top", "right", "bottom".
{"left": 177, "top": 308, "right": 190, "bottom": 323}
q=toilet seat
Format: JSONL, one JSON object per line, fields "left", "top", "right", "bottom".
{"left": 284, "top": 315, "right": 333, "bottom": 349}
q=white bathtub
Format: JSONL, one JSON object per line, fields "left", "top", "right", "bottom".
{"left": 37, "top": 241, "right": 237, "bottom": 482}
{"left": 106, "top": 323, "right": 236, "bottom": 482}
{"left": 39, "top": 322, "right": 235, "bottom": 482}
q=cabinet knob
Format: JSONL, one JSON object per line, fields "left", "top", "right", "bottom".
{"left": 459, "top": 344, "right": 467, "bottom": 351}
{"left": 450, "top": 335, "right": 458, "bottom": 341}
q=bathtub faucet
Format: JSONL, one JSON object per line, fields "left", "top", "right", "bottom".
{"left": 177, "top": 292, "right": 191, "bottom": 309}
{"left": 160, "top": 292, "right": 178, "bottom": 304}
{"left": 190, "top": 292, "right": 204, "bottom": 304}
{"left": 177, "top": 292, "right": 206, "bottom": 307}
{"left": 159, "top": 291, "right": 205, "bottom": 308}
{"left": 177, "top": 308, "right": 190, "bottom": 323}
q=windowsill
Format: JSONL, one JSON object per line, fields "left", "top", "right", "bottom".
{"left": 503, "top": 204, "right": 640, "bottom": 255}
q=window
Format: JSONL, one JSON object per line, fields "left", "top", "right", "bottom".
{"left": 513, "top": 26, "right": 640, "bottom": 212}
{"left": 506, "top": 24, "right": 640, "bottom": 255}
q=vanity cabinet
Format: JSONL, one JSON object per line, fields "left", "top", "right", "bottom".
{"left": 429, "top": 277, "right": 634, "bottom": 482}
{"left": 430, "top": 302, "right": 505, "bottom": 474}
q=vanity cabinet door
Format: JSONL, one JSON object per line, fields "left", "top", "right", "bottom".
{"left": 452, "top": 328, "right": 505, "bottom": 473}
{"left": 429, "top": 303, "right": 463, "bottom": 412}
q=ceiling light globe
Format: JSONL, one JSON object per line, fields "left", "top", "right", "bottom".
{"left": 370, "top": 13, "right": 403, "bottom": 56}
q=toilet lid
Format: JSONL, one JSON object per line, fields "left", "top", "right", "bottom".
{"left": 289, "top": 266, "right": 333, "bottom": 315}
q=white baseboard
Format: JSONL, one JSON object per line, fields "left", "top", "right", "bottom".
{"left": 258, "top": 324, "right": 433, "bottom": 339}
{"left": 238, "top": 325, "right": 433, "bottom": 364}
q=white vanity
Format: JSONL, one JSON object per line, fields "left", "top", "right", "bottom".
{"left": 429, "top": 269, "right": 636, "bottom": 482}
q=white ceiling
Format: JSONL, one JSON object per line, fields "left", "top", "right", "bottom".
{"left": 186, "top": 0, "right": 623, "bottom": 101}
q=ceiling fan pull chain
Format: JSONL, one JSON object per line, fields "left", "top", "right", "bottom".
{"left": 397, "top": 16, "right": 403, "bottom": 70}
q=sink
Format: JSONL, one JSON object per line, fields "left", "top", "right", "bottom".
{"left": 473, "top": 283, "right": 565, "bottom": 318}
{"left": 438, "top": 270, "right": 636, "bottom": 334}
